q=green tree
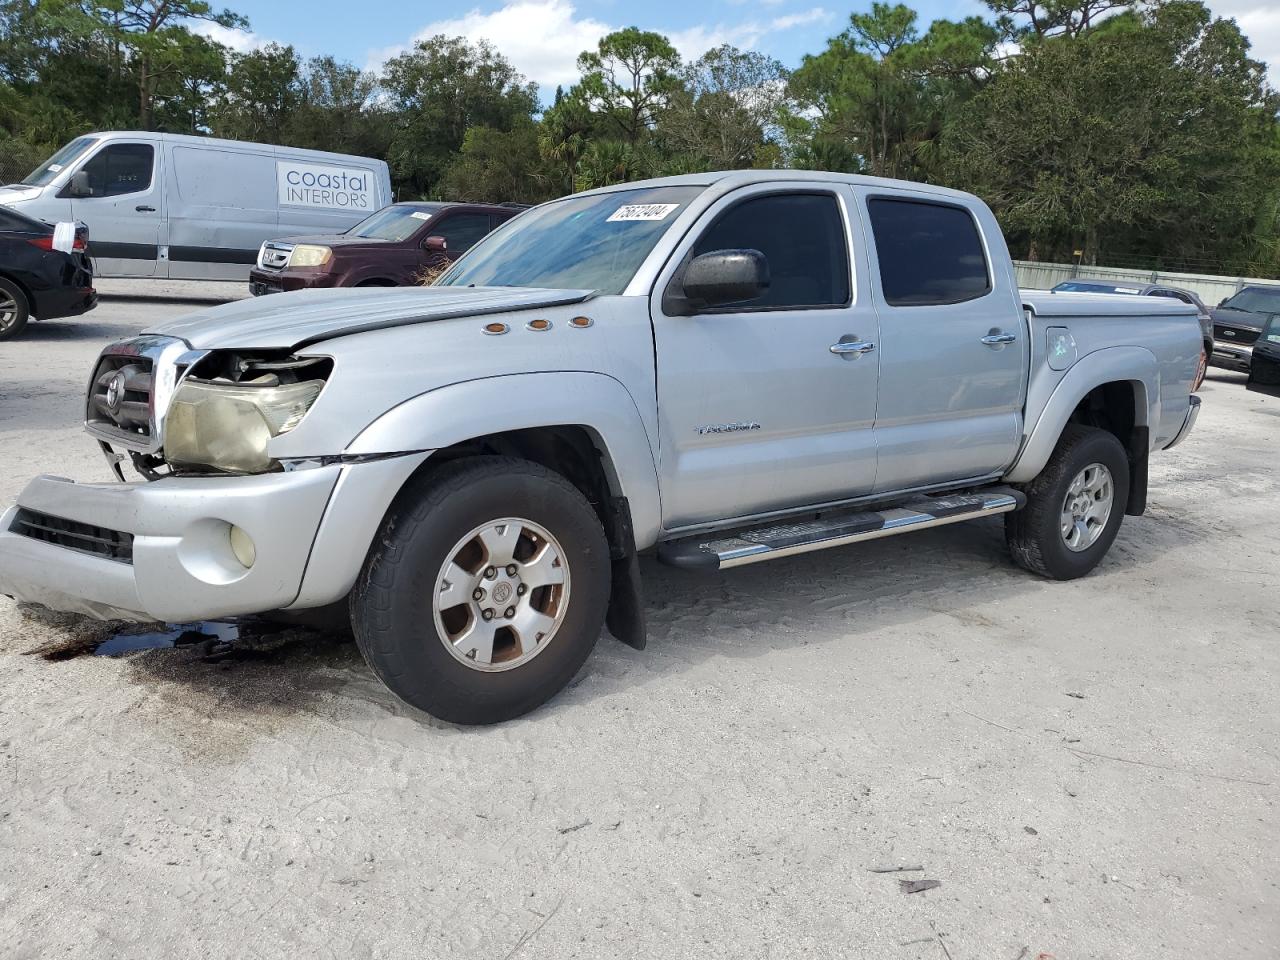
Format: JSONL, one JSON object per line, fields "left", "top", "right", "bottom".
{"left": 785, "top": 4, "right": 997, "bottom": 178}
{"left": 659, "top": 44, "right": 788, "bottom": 171}
{"left": 381, "top": 35, "right": 538, "bottom": 198}
{"left": 538, "top": 89, "right": 600, "bottom": 194}
{"left": 210, "top": 42, "right": 301, "bottom": 143}
{"left": 285, "top": 56, "right": 391, "bottom": 158}
{"left": 111, "top": 0, "right": 246, "bottom": 129}
{"left": 439, "top": 120, "right": 556, "bottom": 203}
{"left": 943, "top": 1, "right": 1280, "bottom": 269}
{"left": 576, "top": 27, "right": 681, "bottom": 146}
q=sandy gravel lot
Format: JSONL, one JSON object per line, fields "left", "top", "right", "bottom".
{"left": 0, "top": 282, "right": 1276, "bottom": 960}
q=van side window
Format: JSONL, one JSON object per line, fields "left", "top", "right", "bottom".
{"left": 692, "top": 193, "right": 850, "bottom": 309}
{"left": 80, "top": 144, "right": 154, "bottom": 198}
{"left": 432, "top": 213, "right": 493, "bottom": 254}
{"left": 868, "top": 198, "right": 991, "bottom": 306}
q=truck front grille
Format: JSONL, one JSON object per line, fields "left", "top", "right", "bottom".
{"left": 258, "top": 241, "right": 294, "bottom": 272}
{"left": 87, "top": 355, "right": 154, "bottom": 440}
{"left": 10, "top": 509, "right": 134, "bottom": 563}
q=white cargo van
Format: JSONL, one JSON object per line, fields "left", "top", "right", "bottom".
{"left": 0, "top": 132, "right": 392, "bottom": 280}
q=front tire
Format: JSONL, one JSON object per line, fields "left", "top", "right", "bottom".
{"left": 351, "top": 456, "right": 610, "bottom": 724}
{"left": 0, "top": 278, "right": 30, "bottom": 341}
{"left": 1006, "top": 424, "right": 1130, "bottom": 580}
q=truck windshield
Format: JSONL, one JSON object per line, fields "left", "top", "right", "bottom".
{"left": 437, "top": 185, "right": 704, "bottom": 294}
{"left": 347, "top": 204, "right": 445, "bottom": 242}
{"left": 1220, "top": 287, "right": 1280, "bottom": 314}
{"left": 20, "top": 136, "right": 99, "bottom": 187}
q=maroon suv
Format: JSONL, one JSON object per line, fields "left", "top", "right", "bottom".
{"left": 249, "top": 201, "right": 525, "bottom": 295}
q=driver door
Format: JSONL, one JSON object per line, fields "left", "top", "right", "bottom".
{"left": 651, "top": 184, "right": 880, "bottom": 529}
{"left": 66, "top": 141, "right": 163, "bottom": 278}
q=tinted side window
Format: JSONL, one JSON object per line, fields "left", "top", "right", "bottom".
{"left": 867, "top": 199, "right": 990, "bottom": 306}
{"left": 79, "top": 143, "right": 154, "bottom": 197}
{"left": 692, "top": 193, "right": 849, "bottom": 309}
{"left": 432, "top": 213, "right": 493, "bottom": 254}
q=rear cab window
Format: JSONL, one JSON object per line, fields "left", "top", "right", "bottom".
{"left": 867, "top": 198, "right": 991, "bottom": 306}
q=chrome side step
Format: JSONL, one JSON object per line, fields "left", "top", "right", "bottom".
{"left": 657, "top": 488, "right": 1025, "bottom": 571}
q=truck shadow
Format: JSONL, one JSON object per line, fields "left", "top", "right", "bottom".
{"left": 64, "top": 504, "right": 1215, "bottom": 731}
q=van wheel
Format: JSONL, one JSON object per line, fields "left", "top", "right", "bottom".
{"left": 0, "top": 278, "right": 30, "bottom": 340}
{"left": 351, "top": 456, "right": 610, "bottom": 724}
{"left": 1006, "top": 425, "right": 1129, "bottom": 580}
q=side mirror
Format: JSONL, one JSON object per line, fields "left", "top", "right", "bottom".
{"left": 1217, "top": 297, "right": 1227, "bottom": 307}
{"left": 67, "top": 171, "right": 92, "bottom": 198}
{"left": 424, "top": 235, "right": 447, "bottom": 253}
{"left": 670, "top": 249, "right": 770, "bottom": 315}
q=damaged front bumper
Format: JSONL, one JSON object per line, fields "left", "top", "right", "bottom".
{"left": 0, "top": 453, "right": 429, "bottom": 622}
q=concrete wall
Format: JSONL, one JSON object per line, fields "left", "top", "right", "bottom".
{"left": 1014, "top": 260, "right": 1280, "bottom": 305}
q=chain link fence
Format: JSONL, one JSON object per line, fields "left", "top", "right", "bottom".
{"left": 0, "top": 142, "right": 43, "bottom": 185}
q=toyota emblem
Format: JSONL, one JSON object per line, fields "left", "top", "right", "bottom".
{"left": 105, "top": 372, "right": 126, "bottom": 413}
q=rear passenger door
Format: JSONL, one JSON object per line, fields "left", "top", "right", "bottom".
{"left": 858, "top": 192, "right": 1027, "bottom": 493}
{"left": 652, "top": 185, "right": 880, "bottom": 528}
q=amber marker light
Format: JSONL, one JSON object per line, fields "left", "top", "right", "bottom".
{"left": 569, "top": 316, "right": 594, "bottom": 328}
{"left": 483, "top": 322, "right": 509, "bottom": 335}
{"left": 527, "top": 318, "right": 552, "bottom": 331}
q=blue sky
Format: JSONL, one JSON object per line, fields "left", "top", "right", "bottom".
{"left": 205, "top": 0, "right": 1277, "bottom": 102}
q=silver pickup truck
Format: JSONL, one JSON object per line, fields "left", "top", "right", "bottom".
{"left": 0, "top": 171, "right": 1203, "bottom": 723}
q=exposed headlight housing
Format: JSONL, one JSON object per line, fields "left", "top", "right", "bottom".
{"left": 288, "top": 244, "right": 332, "bottom": 268}
{"left": 165, "top": 377, "right": 324, "bottom": 474}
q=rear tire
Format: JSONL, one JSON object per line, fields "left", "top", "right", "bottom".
{"left": 0, "top": 278, "right": 30, "bottom": 341}
{"left": 1006, "top": 424, "right": 1129, "bottom": 580}
{"left": 351, "top": 456, "right": 611, "bottom": 724}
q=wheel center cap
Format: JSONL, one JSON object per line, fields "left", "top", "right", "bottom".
{"left": 492, "top": 581, "right": 513, "bottom": 604}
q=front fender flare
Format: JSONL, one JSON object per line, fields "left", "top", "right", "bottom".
{"left": 1005, "top": 346, "right": 1159, "bottom": 484}
{"left": 345, "top": 372, "right": 663, "bottom": 547}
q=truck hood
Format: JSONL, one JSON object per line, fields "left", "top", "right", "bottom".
{"left": 148, "top": 286, "right": 595, "bottom": 350}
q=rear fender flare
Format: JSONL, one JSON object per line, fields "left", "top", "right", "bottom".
{"left": 1006, "top": 346, "right": 1159, "bottom": 484}
{"left": 345, "top": 372, "right": 663, "bottom": 547}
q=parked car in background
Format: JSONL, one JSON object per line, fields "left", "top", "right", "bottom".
{"left": 1051, "top": 279, "right": 1213, "bottom": 383}
{"left": 1246, "top": 314, "right": 1280, "bottom": 396}
{"left": 0, "top": 206, "right": 95, "bottom": 340}
{"left": 0, "top": 132, "right": 391, "bottom": 281}
{"left": 1208, "top": 285, "right": 1280, "bottom": 373}
{"left": 248, "top": 201, "right": 525, "bottom": 295}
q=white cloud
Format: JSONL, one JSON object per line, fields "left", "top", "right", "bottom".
{"left": 367, "top": 1, "right": 611, "bottom": 89}
{"left": 1208, "top": 1, "right": 1280, "bottom": 84}
{"left": 368, "top": 1, "right": 834, "bottom": 88}
{"left": 668, "top": 10, "right": 832, "bottom": 61}
{"left": 190, "top": 21, "right": 272, "bottom": 54}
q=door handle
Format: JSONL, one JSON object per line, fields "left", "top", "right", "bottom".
{"left": 980, "top": 332, "right": 1017, "bottom": 346}
{"left": 135, "top": 205, "right": 156, "bottom": 212}
{"left": 830, "top": 338, "right": 876, "bottom": 358}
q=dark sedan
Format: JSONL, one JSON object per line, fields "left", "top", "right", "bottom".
{"left": 1208, "top": 285, "right": 1280, "bottom": 373}
{"left": 0, "top": 206, "right": 95, "bottom": 340}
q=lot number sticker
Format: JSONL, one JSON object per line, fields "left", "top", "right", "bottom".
{"left": 607, "top": 203, "right": 680, "bottom": 222}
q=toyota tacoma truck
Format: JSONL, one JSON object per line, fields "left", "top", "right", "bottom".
{"left": 0, "top": 171, "right": 1204, "bottom": 724}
